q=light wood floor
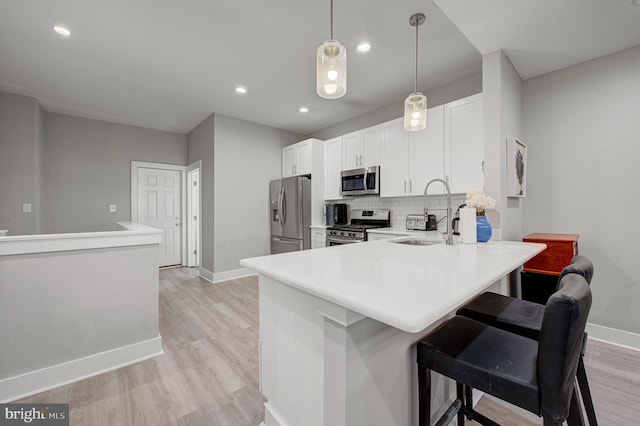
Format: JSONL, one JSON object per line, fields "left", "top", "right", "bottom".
{"left": 16, "top": 267, "right": 640, "bottom": 425}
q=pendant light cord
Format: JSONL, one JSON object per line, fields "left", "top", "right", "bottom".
{"left": 414, "top": 19, "right": 419, "bottom": 94}
{"left": 330, "top": 0, "right": 334, "bottom": 40}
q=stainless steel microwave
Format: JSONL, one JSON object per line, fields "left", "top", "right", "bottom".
{"left": 340, "top": 166, "right": 380, "bottom": 196}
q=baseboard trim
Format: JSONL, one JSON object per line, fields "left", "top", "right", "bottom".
{"left": 264, "top": 402, "right": 288, "bottom": 426}
{"left": 200, "top": 267, "right": 256, "bottom": 284}
{"left": 586, "top": 322, "right": 640, "bottom": 352}
{"left": 199, "top": 267, "right": 214, "bottom": 283}
{"left": 0, "top": 336, "right": 163, "bottom": 403}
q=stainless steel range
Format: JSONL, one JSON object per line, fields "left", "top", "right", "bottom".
{"left": 326, "top": 209, "right": 390, "bottom": 246}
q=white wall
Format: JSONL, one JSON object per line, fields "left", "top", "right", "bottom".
{"left": 523, "top": 45, "right": 640, "bottom": 336}
{"left": 213, "top": 114, "right": 303, "bottom": 274}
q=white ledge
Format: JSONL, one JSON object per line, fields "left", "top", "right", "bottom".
{"left": 0, "top": 222, "right": 162, "bottom": 256}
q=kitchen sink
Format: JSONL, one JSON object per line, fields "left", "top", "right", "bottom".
{"left": 392, "top": 239, "right": 442, "bottom": 246}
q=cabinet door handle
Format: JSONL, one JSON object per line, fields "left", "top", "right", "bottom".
{"left": 404, "top": 180, "right": 407, "bottom": 194}
{"left": 409, "top": 179, "right": 413, "bottom": 193}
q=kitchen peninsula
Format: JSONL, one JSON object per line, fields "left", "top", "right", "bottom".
{"left": 240, "top": 238, "right": 545, "bottom": 426}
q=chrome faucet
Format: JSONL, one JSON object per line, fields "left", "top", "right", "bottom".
{"left": 423, "top": 178, "right": 454, "bottom": 245}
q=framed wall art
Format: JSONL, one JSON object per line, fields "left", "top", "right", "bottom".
{"left": 507, "top": 138, "right": 527, "bottom": 197}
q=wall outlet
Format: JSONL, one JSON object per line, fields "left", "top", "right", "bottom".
{"left": 109, "top": 204, "right": 117, "bottom": 213}
{"left": 22, "top": 203, "right": 32, "bottom": 213}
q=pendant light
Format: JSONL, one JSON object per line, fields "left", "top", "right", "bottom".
{"left": 404, "top": 13, "right": 427, "bottom": 131}
{"left": 317, "top": 0, "right": 347, "bottom": 99}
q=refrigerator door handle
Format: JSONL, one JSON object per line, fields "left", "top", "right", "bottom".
{"left": 278, "top": 187, "right": 284, "bottom": 226}
{"left": 272, "top": 237, "right": 298, "bottom": 243}
{"left": 281, "top": 187, "right": 287, "bottom": 224}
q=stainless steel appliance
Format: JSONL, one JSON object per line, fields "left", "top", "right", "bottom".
{"left": 326, "top": 209, "right": 390, "bottom": 246}
{"left": 406, "top": 213, "right": 437, "bottom": 231}
{"left": 324, "top": 203, "right": 348, "bottom": 226}
{"left": 340, "top": 166, "right": 380, "bottom": 196}
{"left": 270, "top": 176, "right": 311, "bottom": 254}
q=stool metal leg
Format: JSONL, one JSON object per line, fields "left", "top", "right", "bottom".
{"left": 567, "top": 387, "right": 586, "bottom": 426}
{"left": 457, "top": 383, "right": 465, "bottom": 426}
{"left": 577, "top": 356, "right": 598, "bottom": 425}
{"left": 418, "top": 366, "right": 431, "bottom": 426}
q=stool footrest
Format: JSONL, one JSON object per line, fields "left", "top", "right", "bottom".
{"left": 434, "top": 399, "right": 462, "bottom": 426}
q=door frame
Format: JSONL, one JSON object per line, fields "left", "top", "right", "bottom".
{"left": 186, "top": 160, "right": 202, "bottom": 267}
{"left": 131, "top": 161, "right": 187, "bottom": 266}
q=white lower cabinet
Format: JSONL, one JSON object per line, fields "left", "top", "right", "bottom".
{"left": 311, "top": 227, "right": 327, "bottom": 248}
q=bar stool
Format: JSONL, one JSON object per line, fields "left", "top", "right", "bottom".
{"left": 417, "top": 273, "right": 592, "bottom": 426}
{"left": 456, "top": 255, "right": 597, "bottom": 425}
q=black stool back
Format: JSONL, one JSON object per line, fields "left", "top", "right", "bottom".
{"left": 538, "top": 273, "right": 593, "bottom": 422}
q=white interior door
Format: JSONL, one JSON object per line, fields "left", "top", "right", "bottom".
{"left": 137, "top": 167, "right": 182, "bottom": 267}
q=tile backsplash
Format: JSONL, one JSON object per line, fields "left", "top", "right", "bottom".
{"left": 344, "top": 193, "right": 467, "bottom": 232}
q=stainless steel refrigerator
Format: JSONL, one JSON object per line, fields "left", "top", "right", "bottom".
{"left": 270, "top": 176, "right": 311, "bottom": 254}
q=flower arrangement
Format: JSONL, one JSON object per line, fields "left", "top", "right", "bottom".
{"left": 465, "top": 190, "right": 496, "bottom": 216}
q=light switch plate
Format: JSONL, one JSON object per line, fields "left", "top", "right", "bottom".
{"left": 22, "top": 203, "right": 32, "bottom": 213}
{"left": 109, "top": 204, "right": 117, "bottom": 213}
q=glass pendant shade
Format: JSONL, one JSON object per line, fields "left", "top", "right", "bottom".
{"left": 404, "top": 92, "right": 427, "bottom": 131}
{"left": 317, "top": 39, "right": 347, "bottom": 99}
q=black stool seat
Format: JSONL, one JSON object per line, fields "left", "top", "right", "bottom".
{"left": 457, "top": 292, "right": 543, "bottom": 339}
{"left": 417, "top": 315, "right": 541, "bottom": 415}
{"left": 458, "top": 255, "right": 593, "bottom": 339}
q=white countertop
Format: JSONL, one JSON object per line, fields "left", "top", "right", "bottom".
{"left": 240, "top": 239, "right": 545, "bottom": 333}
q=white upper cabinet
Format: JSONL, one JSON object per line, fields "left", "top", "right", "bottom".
{"left": 380, "top": 107, "right": 445, "bottom": 197}
{"left": 444, "top": 93, "right": 484, "bottom": 194}
{"left": 283, "top": 139, "right": 313, "bottom": 177}
{"left": 380, "top": 118, "right": 409, "bottom": 197}
{"left": 342, "top": 126, "right": 382, "bottom": 170}
{"left": 324, "top": 136, "right": 343, "bottom": 200}
{"left": 409, "top": 105, "right": 445, "bottom": 196}
{"left": 320, "top": 93, "right": 484, "bottom": 198}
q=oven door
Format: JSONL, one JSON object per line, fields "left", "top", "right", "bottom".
{"left": 326, "top": 235, "right": 361, "bottom": 246}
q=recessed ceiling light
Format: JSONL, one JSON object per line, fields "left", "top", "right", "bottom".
{"left": 356, "top": 41, "right": 371, "bottom": 53}
{"left": 299, "top": 107, "right": 309, "bottom": 113}
{"left": 53, "top": 25, "right": 71, "bottom": 36}
{"left": 235, "top": 86, "right": 247, "bottom": 94}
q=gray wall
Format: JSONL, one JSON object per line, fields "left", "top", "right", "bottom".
{"left": 42, "top": 112, "right": 187, "bottom": 233}
{"left": 482, "top": 51, "right": 525, "bottom": 241}
{"left": 523, "top": 45, "right": 640, "bottom": 335}
{"left": 309, "top": 72, "right": 482, "bottom": 140}
{"left": 0, "top": 92, "right": 43, "bottom": 235}
{"left": 187, "top": 114, "right": 215, "bottom": 272}
{"left": 214, "top": 114, "right": 303, "bottom": 273}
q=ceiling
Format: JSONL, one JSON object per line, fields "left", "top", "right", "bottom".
{"left": 1, "top": 1, "right": 638, "bottom": 136}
